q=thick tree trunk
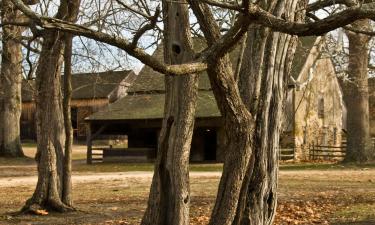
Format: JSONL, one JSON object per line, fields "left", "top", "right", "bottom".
{"left": 343, "top": 19, "right": 374, "bottom": 163}
{"left": 22, "top": 30, "right": 71, "bottom": 212}
{"left": 0, "top": 0, "right": 25, "bottom": 157}
{"left": 141, "top": 1, "right": 198, "bottom": 224}
{"left": 187, "top": 3, "right": 255, "bottom": 225}
{"left": 22, "top": 0, "right": 80, "bottom": 212}
{"left": 234, "top": 1, "right": 304, "bottom": 224}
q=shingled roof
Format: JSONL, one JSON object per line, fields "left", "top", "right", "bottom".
{"left": 22, "top": 70, "right": 136, "bottom": 102}
{"left": 87, "top": 91, "right": 219, "bottom": 121}
{"left": 88, "top": 36, "right": 319, "bottom": 121}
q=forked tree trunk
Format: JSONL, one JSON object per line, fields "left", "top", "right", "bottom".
{"left": 189, "top": 1, "right": 304, "bottom": 224}
{"left": 187, "top": 2, "right": 255, "bottom": 225}
{"left": 234, "top": 1, "right": 304, "bottom": 224}
{"left": 0, "top": 0, "right": 25, "bottom": 157}
{"left": 22, "top": 30, "right": 71, "bottom": 212}
{"left": 343, "top": 19, "right": 374, "bottom": 163}
{"left": 141, "top": 1, "right": 198, "bottom": 224}
{"left": 22, "top": 0, "right": 80, "bottom": 212}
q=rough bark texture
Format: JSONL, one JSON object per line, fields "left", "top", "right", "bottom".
{"left": 234, "top": 0, "right": 304, "bottom": 224}
{"left": 141, "top": 1, "right": 198, "bottom": 224}
{"left": 23, "top": 28, "right": 70, "bottom": 212}
{"left": 343, "top": 19, "right": 374, "bottom": 163}
{"left": 22, "top": 0, "right": 80, "bottom": 212}
{"left": 188, "top": 2, "right": 254, "bottom": 225}
{"left": 0, "top": 0, "right": 25, "bottom": 157}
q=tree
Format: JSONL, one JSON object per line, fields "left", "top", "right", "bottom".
{"left": 343, "top": 19, "right": 374, "bottom": 162}
{"left": 141, "top": 1, "right": 198, "bottom": 225}
{"left": 22, "top": 0, "right": 80, "bottom": 213}
{"left": 0, "top": 0, "right": 28, "bottom": 157}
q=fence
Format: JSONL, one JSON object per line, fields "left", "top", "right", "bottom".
{"left": 309, "top": 144, "right": 346, "bottom": 160}
{"left": 279, "top": 148, "right": 295, "bottom": 161}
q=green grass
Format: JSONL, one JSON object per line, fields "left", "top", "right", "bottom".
{"left": 334, "top": 203, "right": 375, "bottom": 221}
{"left": 280, "top": 162, "right": 375, "bottom": 171}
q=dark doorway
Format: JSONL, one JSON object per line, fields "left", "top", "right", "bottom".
{"left": 204, "top": 128, "right": 216, "bottom": 161}
{"left": 71, "top": 107, "right": 78, "bottom": 137}
{"left": 191, "top": 128, "right": 217, "bottom": 161}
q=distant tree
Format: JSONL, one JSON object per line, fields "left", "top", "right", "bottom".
{"left": 343, "top": 19, "right": 374, "bottom": 162}
{"left": 0, "top": 0, "right": 31, "bottom": 157}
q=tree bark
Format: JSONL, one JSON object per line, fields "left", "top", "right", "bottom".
{"left": 187, "top": 2, "right": 255, "bottom": 225}
{"left": 22, "top": 0, "right": 80, "bottom": 212}
{"left": 234, "top": 1, "right": 304, "bottom": 224}
{"left": 62, "top": 0, "right": 80, "bottom": 207}
{"left": 141, "top": 1, "right": 198, "bottom": 224}
{"left": 62, "top": 33, "right": 74, "bottom": 206}
{"left": 343, "top": 19, "right": 374, "bottom": 163}
{"left": 0, "top": 0, "right": 25, "bottom": 157}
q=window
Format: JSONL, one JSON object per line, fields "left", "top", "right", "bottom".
{"left": 318, "top": 98, "right": 324, "bottom": 119}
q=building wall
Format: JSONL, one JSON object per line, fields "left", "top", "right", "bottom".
{"left": 21, "top": 98, "right": 109, "bottom": 140}
{"left": 369, "top": 78, "right": 375, "bottom": 137}
{"left": 292, "top": 58, "right": 344, "bottom": 160}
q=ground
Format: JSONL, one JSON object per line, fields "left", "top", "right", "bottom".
{"left": 0, "top": 144, "right": 374, "bottom": 225}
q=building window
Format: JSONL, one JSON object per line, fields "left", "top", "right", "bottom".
{"left": 318, "top": 98, "right": 324, "bottom": 119}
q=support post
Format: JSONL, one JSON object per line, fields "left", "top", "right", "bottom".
{"left": 86, "top": 123, "right": 92, "bottom": 164}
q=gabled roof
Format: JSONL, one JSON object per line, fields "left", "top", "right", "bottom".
{"left": 86, "top": 90, "right": 220, "bottom": 121}
{"left": 22, "top": 70, "right": 136, "bottom": 102}
{"left": 88, "top": 36, "right": 320, "bottom": 121}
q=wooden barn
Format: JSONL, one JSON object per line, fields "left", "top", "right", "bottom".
{"left": 21, "top": 70, "right": 136, "bottom": 140}
{"left": 85, "top": 37, "right": 345, "bottom": 163}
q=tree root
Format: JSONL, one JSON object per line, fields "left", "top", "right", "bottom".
{"left": 21, "top": 198, "right": 75, "bottom": 215}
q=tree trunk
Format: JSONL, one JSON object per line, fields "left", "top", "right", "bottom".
{"left": 0, "top": 0, "right": 25, "bottom": 157}
{"left": 234, "top": 1, "right": 304, "bottom": 224}
{"left": 62, "top": 34, "right": 74, "bottom": 206}
{"left": 22, "top": 0, "right": 80, "bottom": 212}
{"left": 62, "top": 0, "right": 80, "bottom": 207}
{"left": 22, "top": 29, "right": 71, "bottom": 212}
{"left": 141, "top": 1, "right": 198, "bottom": 224}
{"left": 187, "top": 2, "right": 255, "bottom": 225}
{"left": 343, "top": 19, "right": 374, "bottom": 163}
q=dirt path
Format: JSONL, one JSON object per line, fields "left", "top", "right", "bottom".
{"left": 2, "top": 169, "right": 374, "bottom": 188}
{"left": 0, "top": 171, "right": 222, "bottom": 188}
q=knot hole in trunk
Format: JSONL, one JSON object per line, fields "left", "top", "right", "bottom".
{"left": 172, "top": 42, "right": 181, "bottom": 55}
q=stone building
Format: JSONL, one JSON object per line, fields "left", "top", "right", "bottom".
{"left": 21, "top": 70, "right": 136, "bottom": 140}
{"left": 85, "top": 37, "right": 345, "bottom": 162}
{"left": 282, "top": 37, "right": 345, "bottom": 159}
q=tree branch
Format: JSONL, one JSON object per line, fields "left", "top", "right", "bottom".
{"left": 10, "top": 0, "right": 207, "bottom": 75}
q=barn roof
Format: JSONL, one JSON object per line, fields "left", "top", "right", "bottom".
{"left": 22, "top": 70, "right": 135, "bottom": 102}
{"left": 128, "top": 37, "right": 317, "bottom": 94}
{"left": 88, "top": 36, "right": 319, "bottom": 121}
{"left": 86, "top": 90, "right": 220, "bottom": 121}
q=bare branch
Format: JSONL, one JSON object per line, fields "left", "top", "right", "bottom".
{"left": 10, "top": 0, "right": 207, "bottom": 75}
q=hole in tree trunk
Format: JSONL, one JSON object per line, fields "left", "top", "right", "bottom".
{"left": 172, "top": 43, "right": 181, "bottom": 54}
{"left": 184, "top": 195, "right": 189, "bottom": 204}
